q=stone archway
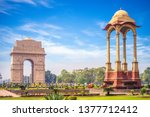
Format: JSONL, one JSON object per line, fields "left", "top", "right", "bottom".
{"left": 10, "top": 38, "right": 46, "bottom": 83}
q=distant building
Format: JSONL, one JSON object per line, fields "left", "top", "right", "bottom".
{"left": 3, "top": 79, "right": 10, "bottom": 84}
{"left": 23, "top": 76, "right": 30, "bottom": 84}
{"left": 23, "top": 74, "right": 33, "bottom": 84}
{"left": 29, "top": 74, "right": 33, "bottom": 83}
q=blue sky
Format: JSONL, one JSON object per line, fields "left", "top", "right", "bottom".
{"left": 0, "top": 0, "right": 150, "bottom": 79}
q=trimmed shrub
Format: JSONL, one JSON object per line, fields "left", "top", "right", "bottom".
{"left": 19, "top": 85, "right": 26, "bottom": 90}
{"left": 141, "top": 87, "right": 147, "bottom": 95}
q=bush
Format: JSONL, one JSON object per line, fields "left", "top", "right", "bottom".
{"left": 49, "top": 85, "right": 54, "bottom": 90}
{"left": 74, "top": 86, "right": 78, "bottom": 89}
{"left": 24, "top": 91, "right": 29, "bottom": 96}
{"left": 141, "top": 87, "right": 147, "bottom": 95}
{"left": 103, "top": 86, "right": 113, "bottom": 96}
{"left": 44, "top": 93, "right": 64, "bottom": 100}
{"left": 65, "top": 85, "right": 69, "bottom": 89}
{"left": 44, "top": 88, "right": 64, "bottom": 100}
{"left": 94, "top": 84, "right": 100, "bottom": 88}
{"left": 130, "top": 90, "right": 135, "bottom": 95}
{"left": 80, "top": 90, "right": 86, "bottom": 96}
{"left": 19, "top": 84, "right": 26, "bottom": 90}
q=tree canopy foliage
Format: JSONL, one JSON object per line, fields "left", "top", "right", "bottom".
{"left": 57, "top": 67, "right": 105, "bottom": 84}
{"left": 141, "top": 67, "right": 150, "bottom": 86}
{"left": 45, "top": 70, "right": 56, "bottom": 84}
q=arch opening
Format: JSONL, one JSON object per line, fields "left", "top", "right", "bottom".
{"left": 125, "top": 30, "right": 133, "bottom": 71}
{"left": 23, "top": 60, "right": 34, "bottom": 84}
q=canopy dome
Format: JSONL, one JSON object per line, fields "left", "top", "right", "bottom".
{"left": 104, "top": 9, "right": 138, "bottom": 30}
{"left": 109, "top": 9, "right": 135, "bottom": 24}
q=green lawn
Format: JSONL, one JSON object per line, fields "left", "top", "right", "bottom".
{"left": 77, "top": 95, "right": 150, "bottom": 100}
{"left": 0, "top": 95, "right": 150, "bottom": 100}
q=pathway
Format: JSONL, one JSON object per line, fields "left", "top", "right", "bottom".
{"left": 0, "top": 89, "right": 20, "bottom": 97}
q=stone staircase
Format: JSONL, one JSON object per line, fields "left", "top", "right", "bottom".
{"left": 0, "top": 89, "right": 20, "bottom": 97}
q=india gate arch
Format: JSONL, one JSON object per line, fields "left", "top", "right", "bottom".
{"left": 104, "top": 9, "right": 141, "bottom": 89}
{"left": 11, "top": 38, "right": 46, "bottom": 83}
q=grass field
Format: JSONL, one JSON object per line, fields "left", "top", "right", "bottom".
{"left": 0, "top": 95, "right": 150, "bottom": 100}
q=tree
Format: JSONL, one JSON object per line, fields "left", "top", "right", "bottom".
{"left": 57, "top": 76, "right": 63, "bottom": 83}
{"left": 45, "top": 70, "right": 56, "bottom": 84}
{"left": 56, "top": 67, "right": 105, "bottom": 84}
{"left": 141, "top": 67, "right": 150, "bottom": 86}
{"left": 94, "top": 67, "right": 105, "bottom": 84}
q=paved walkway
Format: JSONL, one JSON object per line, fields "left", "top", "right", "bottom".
{"left": 0, "top": 89, "right": 20, "bottom": 97}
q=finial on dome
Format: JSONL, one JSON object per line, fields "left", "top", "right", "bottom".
{"left": 120, "top": 7, "right": 122, "bottom": 10}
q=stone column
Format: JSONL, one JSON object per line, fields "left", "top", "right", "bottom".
{"left": 107, "top": 36, "right": 110, "bottom": 63}
{"left": 122, "top": 37, "right": 127, "bottom": 71}
{"left": 133, "top": 34, "right": 137, "bottom": 62}
{"left": 132, "top": 33, "right": 139, "bottom": 72}
{"left": 106, "top": 34, "right": 111, "bottom": 71}
{"left": 115, "top": 32, "right": 121, "bottom": 71}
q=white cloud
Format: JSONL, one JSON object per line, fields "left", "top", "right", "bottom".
{"left": 43, "top": 24, "right": 63, "bottom": 30}
{"left": 38, "top": 0, "right": 54, "bottom": 8}
{"left": 0, "top": 0, "right": 15, "bottom": 15}
{"left": 19, "top": 23, "right": 62, "bottom": 38}
{"left": 0, "top": 0, "right": 54, "bottom": 14}
{"left": 82, "top": 30, "right": 95, "bottom": 37}
{"left": 9, "top": 0, "right": 54, "bottom": 7}
{"left": 34, "top": 37, "right": 104, "bottom": 59}
{"left": 10, "top": 0, "right": 36, "bottom": 5}
{"left": 0, "top": 27, "right": 24, "bottom": 44}
{"left": 82, "top": 29, "right": 102, "bottom": 38}
{"left": 0, "top": 9, "right": 9, "bottom": 15}
{"left": 46, "top": 44, "right": 102, "bottom": 59}
{"left": 97, "top": 21, "right": 107, "bottom": 29}
{"left": 20, "top": 23, "right": 50, "bottom": 36}
{"left": 75, "top": 40, "right": 85, "bottom": 46}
